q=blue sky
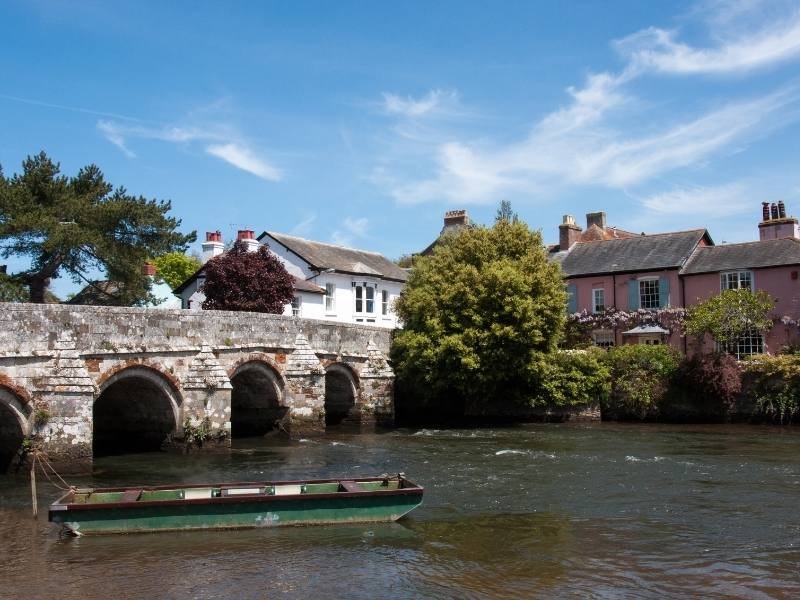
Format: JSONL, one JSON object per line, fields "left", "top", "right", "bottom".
{"left": 2, "top": 0, "right": 800, "bottom": 297}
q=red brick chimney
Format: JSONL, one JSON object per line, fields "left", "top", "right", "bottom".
{"left": 142, "top": 262, "right": 157, "bottom": 277}
{"left": 559, "top": 215, "right": 582, "bottom": 250}
{"left": 759, "top": 201, "right": 799, "bottom": 240}
{"left": 237, "top": 229, "right": 260, "bottom": 252}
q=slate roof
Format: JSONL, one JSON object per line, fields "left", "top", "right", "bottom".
{"left": 261, "top": 232, "right": 409, "bottom": 282}
{"left": 173, "top": 267, "right": 324, "bottom": 295}
{"left": 680, "top": 238, "right": 800, "bottom": 275}
{"left": 560, "top": 229, "right": 709, "bottom": 277}
{"left": 66, "top": 280, "right": 124, "bottom": 305}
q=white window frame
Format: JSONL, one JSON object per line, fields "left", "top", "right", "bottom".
{"left": 592, "top": 329, "right": 615, "bottom": 349}
{"left": 638, "top": 335, "right": 663, "bottom": 346}
{"left": 353, "top": 282, "right": 377, "bottom": 315}
{"left": 638, "top": 277, "right": 660, "bottom": 310}
{"left": 325, "top": 283, "right": 336, "bottom": 314}
{"left": 592, "top": 288, "right": 605, "bottom": 313}
{"left": 381, "top": 289, "right": 390, "bottom": 316}
{"left": 291, "top": 296, "right": 301, "bottom": 317}
{"left": 720, "top": 271, "right": 753, "bottom": 291}
{"left": 720, "top": 329, "right": 764, "bottom": 359}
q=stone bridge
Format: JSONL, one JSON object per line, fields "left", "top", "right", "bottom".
{"left": 0, "top": 303, "right": 395, "bottom": 471}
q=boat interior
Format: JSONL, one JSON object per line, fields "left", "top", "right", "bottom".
{"left": 64, "top": 478, "right": 410, "bottom": 505}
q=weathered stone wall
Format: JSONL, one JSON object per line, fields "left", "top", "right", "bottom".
{"left": 0, "top": 303, "right": 394, "bottom": 471}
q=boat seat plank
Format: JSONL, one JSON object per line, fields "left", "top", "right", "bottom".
{"left": 121, "top": 489, "right": 142, "bottom": 503}
{"left": 340, "top": 481, "right": 361, "bottom": 493}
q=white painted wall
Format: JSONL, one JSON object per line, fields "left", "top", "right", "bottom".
{"left": 179, "top": 237, "right": 405, "bottom": 328}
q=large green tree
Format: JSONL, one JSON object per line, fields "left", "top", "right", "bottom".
{"left": 154, "top": 251, "right": 202, "bottom": 290}
{"left": 391, "top": 211, "right": 567, "bottom": 411}
{"left": 0, "top": 152, "right": 195, "bottom": 303}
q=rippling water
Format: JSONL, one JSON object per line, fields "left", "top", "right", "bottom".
{"left": 2, "top": 423, "right": 799, "bottom": 599}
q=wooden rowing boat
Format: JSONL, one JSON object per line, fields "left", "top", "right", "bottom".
{"left": 48, "top": 474, "right": 423, "bottom": 535}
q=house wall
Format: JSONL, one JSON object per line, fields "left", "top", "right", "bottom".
{"left": 566, "top": 269, "right": 684, "bottom": 350}
{"left": 683, "top": 266, "right": 800, "bottom": 353}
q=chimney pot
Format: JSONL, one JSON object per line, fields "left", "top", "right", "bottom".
{"left": 771, "top": 203, "right": 779, "bottom": 220}
{"left": 779, "top": 200, "right": 787, "bottom": 219}
{"left": 237, "top": 229, "right": 256, "bottom": 240}
{"left": 205, "top": 230, "right": 222, "bottom": 242}
{"left": 762, "top": 202, "right": 770, "bottom": 222}
{"left": 142, "top": 262, "right": 157, "bottom": 277}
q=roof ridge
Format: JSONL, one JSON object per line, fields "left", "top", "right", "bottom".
{"left": 697, "top": 237, "right": 798, "bottom": 249}
{"left": 572, "top": 228, "right": 705, "bottom": 247}
{"left": 266, "top": 231, "right": 385, "bottom": 256}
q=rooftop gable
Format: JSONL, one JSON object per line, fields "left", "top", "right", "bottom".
{"left": 681, "top": 238, "right": 800, "bottom": 275}
{"left": 260, "top": 231, "right": 409, "bottom": 282}
{"left": 561, "top": 229, "right": 710, "bottom": 277}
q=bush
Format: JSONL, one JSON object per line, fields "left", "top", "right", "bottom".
{"left": 743, "top": 354, "right": 800, "bottom": 424}
{"left": 601, "top": 345, "right": 681, "bottom": 419}
{"left": 671, "top": 352, "right": 742, "bottom": 419}
{"left": 533, "top": 349, "right": 610, "bottom": 408}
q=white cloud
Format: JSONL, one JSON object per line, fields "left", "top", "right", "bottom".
{"left": 640, "top": 182, "right": 751, "bottom": 216}
{"left": 331, "top": 216, "right": 369, "bottom": 247}
{"left": 290, "top": 213, "right": 316, "bottom": 237}
{"left": 97, "top": 119, "right": 281, "bottom": 182}
{"left": 374, "top": 2, "right": 800, "bottom": 206}
{"left": 205, "top": 143, "right": 282, "bottom": 182}
{"left": 616, "top": 9, "right": 800, "bottom": 75}
{"left": 382, "top": 89, "right": 461, "bottom": 118}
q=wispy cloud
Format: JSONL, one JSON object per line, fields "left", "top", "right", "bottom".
{"left": 290, "top": 213, "right": 316, "bottom": 237}
{"left": 97, "top": 118, "right": 281, "bottom": 181}
{"left": 640, "top": 182, "right": 751, "bottom": 216}
{"left": 374, "top": 2, "right": 800, "bottom": 206}
{"left": 616, "top": 14, "right": 800, "bottom": 75}
{"left": 205, "top": 143, "right": 281, "bottom": 181}
{"left": 382, "top": 89, "right": 461, "bottom": 118}
{"left": 331, "top": 216, "right": 369, "bottom": 247}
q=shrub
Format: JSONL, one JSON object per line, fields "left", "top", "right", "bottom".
{"left": 533, "top": 349, "right": 610, "bottom": 408}
{"left": 601, "top": 344, "right": 681, "bottom": 419}
{"left": 743, "top": 354, "right": 800, "bottom": 424}
{"left": 672, "top": 352, "right": 742, "bottom": 418}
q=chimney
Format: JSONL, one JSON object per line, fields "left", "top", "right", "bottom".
{"left": 442, "top": 209, "right": 469, "bottom": 233}
{"left": 142, "top": 262, "right": 157, "bottom": 277}
{"left": 559, "top": 214, "right": 582, "bottom": 250}
{"left": 759, "top": 201, "right": 799, "bottom": 240}
{"left": 201, "top": 231, "right": 224, "bottom": 263}
{"left": 237, "top": 229, "right": 260, "bottom": 253}
{"left": 586, "top": 211, "right": 607, "bottom": 230}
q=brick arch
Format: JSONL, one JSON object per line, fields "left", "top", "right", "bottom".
{"left": 324, "top": 361, "right": 361, "bottom": 390}
{"left": 323, "top": 362, "right": 361, "bottom": 427}
{"left": 0, "top": 385, "right": 32, "bottom": 436}
{"left": 0, "top": 373, "right": 33, "bottom": 407}
{"left": 95, "top": 359, "right": 183, "bottom": 397}
{"left": 228, "top": 353, "right": 286, "bottom": 385}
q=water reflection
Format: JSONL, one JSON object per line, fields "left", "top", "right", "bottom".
{"left": 2, "top": 423, "right": 799, "bottom": 599}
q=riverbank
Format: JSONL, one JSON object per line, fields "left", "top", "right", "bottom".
{"left": 2, "top": 423, "right": 799, "bottom": 599}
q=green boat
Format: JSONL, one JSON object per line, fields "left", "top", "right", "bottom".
{"left": 49, "top": 474, "right": 423, "bottom": 535}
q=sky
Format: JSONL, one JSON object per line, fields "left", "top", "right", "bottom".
{"left": 2, "top": 0, "right": 800, "bottom": 297}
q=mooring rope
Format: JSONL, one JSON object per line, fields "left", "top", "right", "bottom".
{"left": 34, "top": 452, "right": 74, "bottom": 492}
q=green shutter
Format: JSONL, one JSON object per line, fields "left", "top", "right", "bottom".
{"left": 628, "top": 279, "right": 639, "bottom": 310}
{"left": 658, "top": 277, "right": 670, "bottom": 308}
{"left": 566, "top": 284, "right": 577, "bottom": 314}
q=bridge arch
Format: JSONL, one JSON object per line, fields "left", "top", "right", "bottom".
{"left": 324, "top": 363, "right": 360, "bottom": 427}
{"left": 0, "top": 385, "right": 31, "bottom": 472}
{"left": 228, "top": 359, "right": 287, "bottom": 438}
{"left": 93, "top": 364, "right": 182, "bottom": 456}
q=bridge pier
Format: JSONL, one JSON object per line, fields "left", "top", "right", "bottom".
{"left": 0, "top": 304, "right": 395, "bottom": 472}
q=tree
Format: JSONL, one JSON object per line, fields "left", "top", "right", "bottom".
{"left": 391, "top": 213, "right": 567, "bottom": 412}
{"left": 0, "top": 152, "right": 195, "bottom": 303}
{"left": 201, "top": 240, "right": 294, "bottom": 313}
{"left": 684, "top": 288, "right": 774, "bottom": 352}
{"left": 495, "top": 200, "right": 519, "bottom": 224}
{"left": 154, "top": 251, "right": 202, "bottom": 290}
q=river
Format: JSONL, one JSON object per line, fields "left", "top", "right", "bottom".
{"left": 1, "top": 423, "right": 799, "bottom": 599}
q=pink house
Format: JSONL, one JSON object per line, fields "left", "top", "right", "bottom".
{"left": 554, "top": 204, "right": 800, "bottom": 356}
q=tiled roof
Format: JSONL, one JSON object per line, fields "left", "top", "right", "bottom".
{"left": 66, "top": 280, "right": 124, "bottom": 305}
{"left": 681, "top": 238, "right": 800, "bottom": 274}
{"left": 560, "top": 229, "right": 708, "bottom": 277}
{"left": 261, "top": 232, "right": 409, "bottom": 282}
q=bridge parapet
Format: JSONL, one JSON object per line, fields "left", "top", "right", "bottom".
{"left": 0, "top": 303, "right": 394, "bottom": 472}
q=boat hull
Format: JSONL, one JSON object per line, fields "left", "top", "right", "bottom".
{"left": 49, "top": 476, "right": 423, "bottom": 535}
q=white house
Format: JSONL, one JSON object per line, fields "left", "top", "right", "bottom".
{"left": 175, "top": 229, "right": 407, "bottom": 328}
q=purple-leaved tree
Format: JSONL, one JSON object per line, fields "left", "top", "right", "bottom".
{"left": 201, "top": 240, "right": 294, "bottom": 313}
